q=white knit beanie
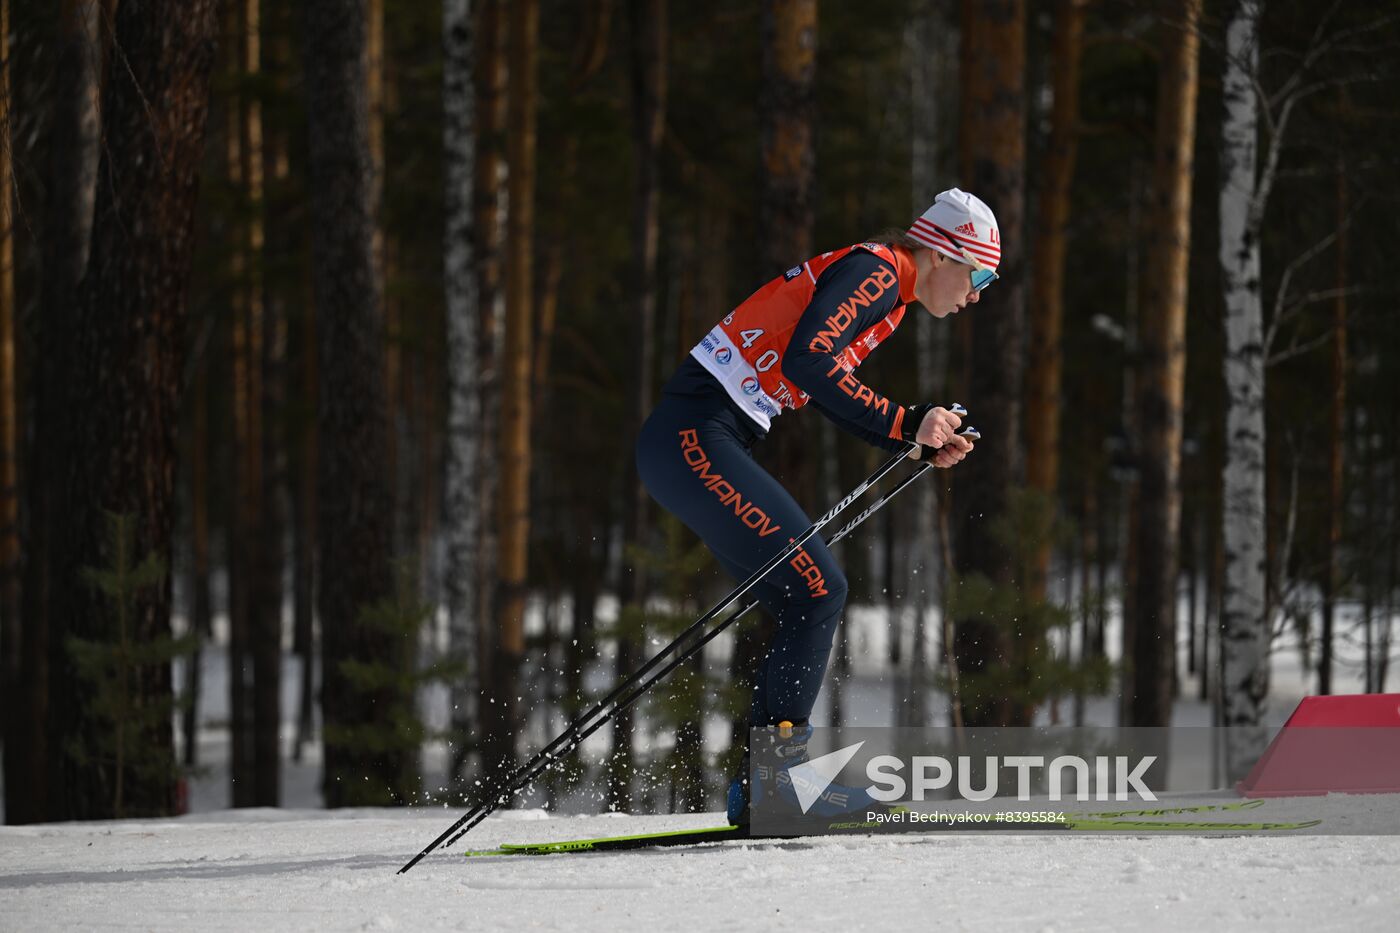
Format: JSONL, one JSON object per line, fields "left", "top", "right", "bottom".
{"left": 908, "top": 188, "right": 1001, "bottom": 271}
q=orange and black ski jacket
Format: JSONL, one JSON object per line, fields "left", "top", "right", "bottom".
{"left": 681, "top": 242, "right": 919, "bottom": 452}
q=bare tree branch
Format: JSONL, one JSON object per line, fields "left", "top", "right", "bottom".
{"left": 1264, "top": 226, "right": 1341, "bottom": 354}
{"left": 1267, "top": 328, "right": 1334, "bottom": 368}
{"left": 1277, "top": 0, "right": 1341, "bottom": 90}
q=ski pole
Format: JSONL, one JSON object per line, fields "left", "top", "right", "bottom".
{"left": 435, "top": 427, "right": 976, "bottom": 857}
{"left": 439, "top": 428, "right": 985, "bottom": 840}
{"left": 398, "top": 417, "right": 974, "bottom": 873}
{"left": 434, "top": 458, "right": 937, "bottom": 849}
{"left": 399, "top": 441, "right": 912, "bottom": 873}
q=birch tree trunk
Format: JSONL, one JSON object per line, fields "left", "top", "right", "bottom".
{"left": 1218, "top": 0, "right": 1269, "bottom": 778}
{"left": 442, "top": 0, "right": 481, "bottom": 785}
{"left": 1127, "top": 0, "right": 1200, "bottom": 727}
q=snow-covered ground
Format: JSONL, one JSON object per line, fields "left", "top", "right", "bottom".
{"left": 4, "top": 797, "right": 1400, "bottom": 932}
{"left": 4, "top": 592, "right": 1396, "bottom": 930}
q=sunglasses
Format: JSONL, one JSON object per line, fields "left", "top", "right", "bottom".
{"left": 934, "top": 225, "right": 999, "bottom": 292}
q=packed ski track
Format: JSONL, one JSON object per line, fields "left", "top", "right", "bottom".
{"left": 3, "top": 798, "right": 1400, "bottom": 932}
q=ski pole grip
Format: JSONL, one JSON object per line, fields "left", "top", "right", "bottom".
{"left": 947, "top": 405, "right": 978, "bottom": 441}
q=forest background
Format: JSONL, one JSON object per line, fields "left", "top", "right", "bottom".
{"left": 1, "top": 0, "right": 1398, "bottom": 822}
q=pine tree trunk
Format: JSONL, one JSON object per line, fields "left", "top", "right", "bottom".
{"left": 1127, "top": 0, "right": 1200, "bottom": 727}
{"left": 281, "top": 0, "right": 315, "bottom": 760}
{"left": 0, "top": 0, "right": 18, "bottom": 821}
{"left": 473, "top": 0, "right": 509, "bottom": 708}
{"left": 907, "top": 296, "right": 947, "bottom": 728}
{"left": 1218, "top": 0, "right": 1269, "bottom": 775}
{"left": 12, "top": 0, "right": 105, "bottom": 824}
{"left": 1118, "top": 158, "right": 1144, "bottom": 725}
{"left": 235, "top": 0, "right": 282, "bottom": 809}
{"left": 1186, "top": 512, "right": 1200, "bottom": 677}
{"left": 304, "top": 0, "right": 405, "bottom": 806}
{"left": 482, "top": 0, "right": 538, "bottom": 785}
{"left": 758, "top": 0, "right": 817, "bottom": 507}
{"left": 533, "top": 197, "right": 566, "bottom": 400}
{"left": 1074, "top": 481, "right": 1097, "bottom": 725}
{"left": 953, "top": 0, "right": 1027, "bottom": 727}
{"left": 1025, "top": 0, "right": 1086, "bottom": 599}
{"left": 1382, "top": 399, "right": 1398, "bottom": 693}
{"left": 292, "top": 287, "right": 317, "bottom": 762}
{"left": 1204, "top": 508, "right": 1223, "bottom": 704}
{"left": 184, "top": 368, "right": 212, "bottom": 769}
{"left": 759, "top": 0, "right": 816, "bottom": 273}
{"left": 610, "top": 0, "right": 667, "bottom": 810}
{"left": 1380, "top": 482, "right": 1395, "bottom": 693}
{"left": 883, "top": 507, "right": 900, "bottom": 671}
{"left": 1361, "top": 421, "right": 1375, "bottom": 694}
{"left": 45, "top": 0, "right": 220, "bottom": 820}
{"left": 814, "top": 416, "right": 847, "bottom": 727}
{"left": 367, "top": 0, "right": 405, "bottom": 569}
{"left": 258, "top": 150, "right": 290, "bottom": 795}
{"left": 1319, "top": 160, "right": 1347, "bottom": 696}
{"left": 443, "top": 0, "right": 482, "bottom": 786}
{"left": 223, "top": 0, "right": 255, "bottom": 805}
{"left": 906, "top": 0, "right": 954, "bottom": 731}
{"left": 417, "top": 344, "right": 443, "bottom": 605}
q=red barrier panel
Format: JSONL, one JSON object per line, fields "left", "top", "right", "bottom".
{"left": 1238, "top": 694, "right": 1400, "bottom": 797}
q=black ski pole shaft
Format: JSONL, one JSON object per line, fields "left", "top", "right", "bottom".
{"left": 437, "top": 450, "right": 951, "bottom": 853}
{"left": 397, "top": 444, "right": 914, "bottom": 874}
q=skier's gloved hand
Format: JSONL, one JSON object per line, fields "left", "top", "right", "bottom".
{"left": 903, "top": 403, "right": 975, "bottom": 467}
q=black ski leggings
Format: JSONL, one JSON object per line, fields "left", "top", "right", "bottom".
{"left": 635, "top": 389, "right": 848, "bottom": 726}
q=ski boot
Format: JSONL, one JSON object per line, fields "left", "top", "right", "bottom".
{"left": 727, "top": 720, "right": 891, "bottom": 828}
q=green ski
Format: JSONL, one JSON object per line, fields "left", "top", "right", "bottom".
{"left": 462, "top": 824, "right": 747, "bottom": 857}
{"left": 1079, "top": 798, "right": 1268, "bottom": 819}
{"left": 1062, "top": 817, "right": 1321, "bottom": 833}
{"left": 462, "top": 807, "right": 1318, "bottom": 857}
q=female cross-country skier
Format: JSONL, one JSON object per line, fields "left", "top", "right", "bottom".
{"left": 636, "top": 188, "right": 1002, "bottom": 826}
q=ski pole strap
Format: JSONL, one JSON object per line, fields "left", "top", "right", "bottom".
{"left": 900, "top": 401, "right": 967, "bottom": 443}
